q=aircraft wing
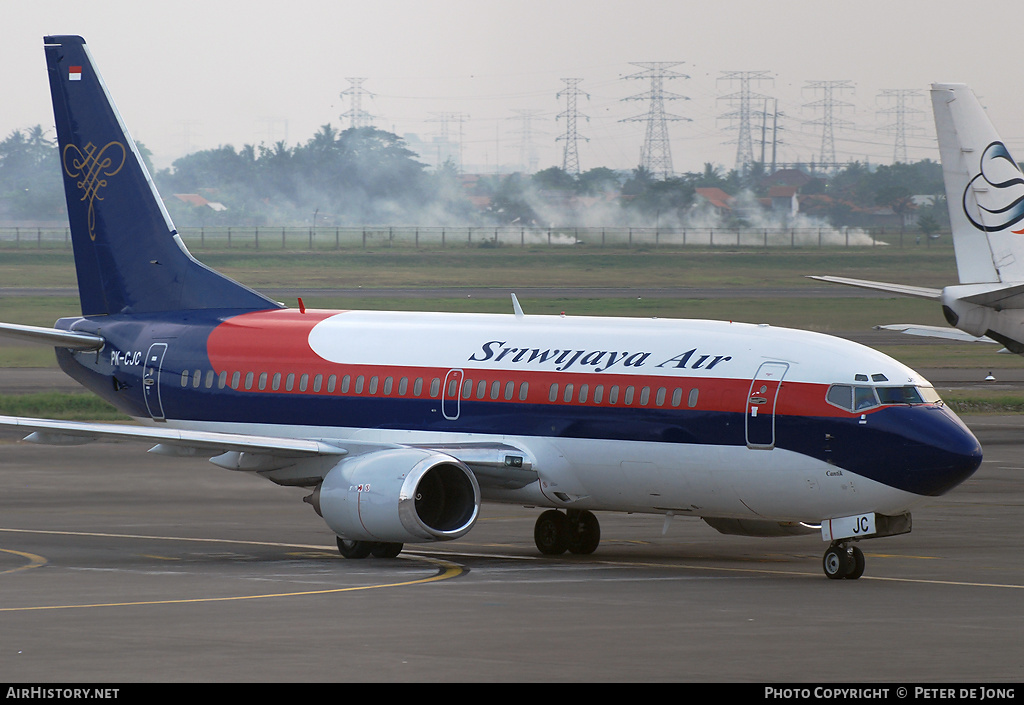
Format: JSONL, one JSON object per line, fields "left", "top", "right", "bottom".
{"left": 807, "top": 275, "right": 942, "bottom": 300}
{"left": 0, "top": 414, "right": 351, "bottom": 456}
{"left": 0, "top": 415, "right": 537, "bottom": 489}
{"left": 0, "top": 322, "right": 104, "bottom": 350}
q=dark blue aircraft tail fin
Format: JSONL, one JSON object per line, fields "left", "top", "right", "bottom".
{"left": 43, "top": 35, "right": 280, "bottom": 316}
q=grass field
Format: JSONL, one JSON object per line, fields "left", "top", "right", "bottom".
{"left": 2, "top": 241, "right": 1023, "bottom": 415}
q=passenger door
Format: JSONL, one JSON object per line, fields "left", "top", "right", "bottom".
{"left": 442, "top": 368, "right": 463, "bottom": 420}
{"left": 746, "top": 361, "right": 788, "bottom": 449}
{"left": 142, "top": 342, "right": 168, "bottom": 422}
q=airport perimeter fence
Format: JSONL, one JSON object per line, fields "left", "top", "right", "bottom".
{"left": 0, "top": 225, "right": 949, "bottom": 250}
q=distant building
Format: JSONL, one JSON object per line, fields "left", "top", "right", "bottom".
{"left": 768, "top": 186, "right": 799, "bottom": 216}
{"left": 172, "top": 193, "right": 227, "bottom": 212}
{"left": 693, "top": 187, "right": 733, "bottom": 217}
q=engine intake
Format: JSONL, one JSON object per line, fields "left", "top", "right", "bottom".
{"left": 310, "top": 448, "right": 481, "bottom": 543}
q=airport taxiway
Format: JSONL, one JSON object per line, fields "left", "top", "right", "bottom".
{"left": 0, "top": 415, "right": 1020, "bottom": 682}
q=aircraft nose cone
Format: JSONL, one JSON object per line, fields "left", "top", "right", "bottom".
{"left": 877, "top": 405, "right": 982, "bottom": 497}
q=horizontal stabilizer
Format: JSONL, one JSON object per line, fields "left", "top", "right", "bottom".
{"left": 954, "top": 281, "right": 1024, "bottom": 309}
{"left": 807, "top": 275, "right": 942, "bottom": 300}
{"left": 0, "top": 322, "right": 104, "bottom": 350}
{"left": 874, "top": 324, "right": 997, "bottom": 343}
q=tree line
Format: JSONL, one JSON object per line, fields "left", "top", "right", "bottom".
{"left": 0, "top": 123, "right": 950, "bottom": 232}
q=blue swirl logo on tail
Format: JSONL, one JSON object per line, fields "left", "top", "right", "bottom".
{"left": 62, "top": 141, "right": 127, "bottom": 241}
{"left": 964, "top": 141, "right": 1024, "bottom": 233}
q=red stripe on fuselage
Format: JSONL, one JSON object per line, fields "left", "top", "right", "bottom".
{"left": 202, "top": 309, "right": 900, "bottom": 420}
{"left": 207, "top": 308, "right": 336, "bottom": 367}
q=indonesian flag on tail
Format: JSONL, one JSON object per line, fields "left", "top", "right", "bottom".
{"left": 68, "top": 66, "right": 82, "bottom": 81}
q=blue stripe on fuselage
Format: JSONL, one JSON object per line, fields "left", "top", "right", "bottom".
{"left": 54, "top": 314, "right": 982, "bottom": 499}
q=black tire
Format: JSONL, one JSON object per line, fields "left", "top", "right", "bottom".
{"left": 845, "top": 545, "right": 865, "bottom": 580}
{"left": 534, "top": 510, "right": 569, "bottom": 555}
{"left": 566, "top": 510, "right": 601, "bottom": 555}
{"left": 336, "top": 537, "right": 372, "bottom": 559}
{"left": 371, "top": 542, "right": 404, "bottom": 558}
{"left": 823, "top": 546, "right": 849, "bottom": 579}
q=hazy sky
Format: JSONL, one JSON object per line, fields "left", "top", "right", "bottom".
{"left": 5, "top": 0, "right": 1023, "bottom": 174}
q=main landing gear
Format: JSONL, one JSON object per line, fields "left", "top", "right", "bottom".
{"left": 533, "top": 509, "right": 601, "bottom": 555}
{"left": 336, "top": 537, "right": 404, "bottom": 559}
{"left": 822, "top": 541, "right": 865, "bottom": 580}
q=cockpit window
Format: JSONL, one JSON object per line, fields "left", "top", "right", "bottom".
{"left": 876, "top": 386, "right": 923, "bottom": 404}
{"left": 826, "top": 384, "right": 942, "bottom": 412}
{"left": 826, "top": 384, "right": 853, "bottom": 409}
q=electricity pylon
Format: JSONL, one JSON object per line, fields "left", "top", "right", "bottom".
{"left": 803, "top": 80, "right": 855, "bottom": 168}
{"left": 718, "top": 71, "right": 774, "bottom": 175}
{"left": 340, "top": 78, "right": 375, "bottom": 130}
{"left": 877, "top": 89, "right": 924, "bottom": 164}
{"left": 509, "top": 109, "right": 545, "bottom": 174}
{"left": 556, "top": 78, "right": 589, "bottom": 175}
{"left": 620, "top": 62, "right": 690, "bottom": 180}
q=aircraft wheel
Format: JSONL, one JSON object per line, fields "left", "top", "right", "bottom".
{"left": 534, "top": 510, "right": 569, "bottom": 555}
{"left": 566, "top": 510, "right": 601, "bottom": 555}
{"left": 371, "top": 542, "right": 404, "bottom": 558}
{"left": 846, "top": 546, "right": 865, "bottom": 580}
{"left": 822, "top": 545, "right": 850, "bottom": 579}
{"left": 337, "top": 537, "right": 373, "bottom": 559}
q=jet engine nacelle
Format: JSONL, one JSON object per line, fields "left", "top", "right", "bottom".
{"left": 941, "top": 297, "right": 995, "bottom": 338}
{"left": 310, "top": 448, "right": 481, "bottom": 543}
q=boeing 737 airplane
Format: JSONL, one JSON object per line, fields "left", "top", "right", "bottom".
{"left": 0, "top": 36, "right": 983, "bottom": 579}
{"left": 813, "top": 83, "right": 1024, "bottom": 354}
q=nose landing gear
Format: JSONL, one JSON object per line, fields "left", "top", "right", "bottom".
{"left": 823, "top": 542, "right": 865, "bottom": 580}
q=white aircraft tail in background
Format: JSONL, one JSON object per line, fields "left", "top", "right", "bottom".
{"left": 812, "top": 83, "right": 1024, "bottom": 353}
